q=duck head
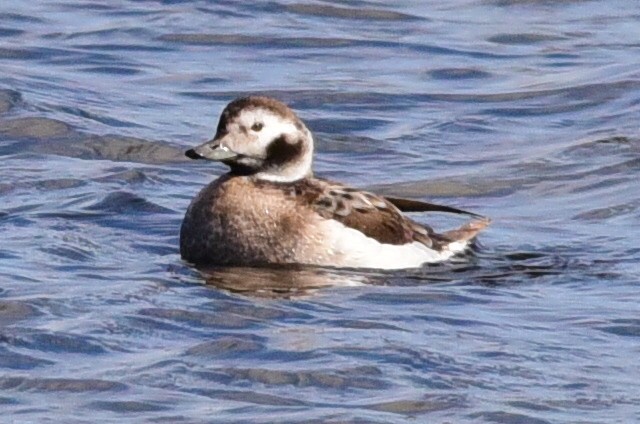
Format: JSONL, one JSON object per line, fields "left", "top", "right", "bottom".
{"left": 186, "top": 96, "right": 314, "bottom": 182}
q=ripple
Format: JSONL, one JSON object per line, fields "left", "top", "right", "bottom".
{"left": 0, "top": 47, "right": 41, "bottom": 60}
{"left": 0, "top": 348, "right": 54, "bottom": 370}
{"left": 428, "top": 67, "right": 492, "bottom": 80}
{"left": 34, "top": 178, "right": 87, "bottom": 190}
{"left": 572, "top": 202, "right": 638, "bottom": 221}
{"left": 0, "top": 117, "right": 73, "bottom": 139}
{"left": 160, "top": 33, "right": 511, "bottom": 59}
{"left": 11, "top": 129, "right": 186, "bottom": 164}
{"left": 0, "top": 300, "right": 39, "bottom": 325}
{"left": 185, "top": 336, "right": 264, "bottom": 358}
{"left": 54, "top": 105, "right": 144, "bottom": 128}
{"left": 0, "top": 27, "right": 24, "bottom": 37}
{"left": 0, "top": 377, "right": 127, "bottom": 392}
{"left": 0, "top": 90, "right": 21, "bottom": 114}
{"left": 160, "top": 33, "right": 371, "bottom": 48}
{"left": 355, "top": 289, "right": 490, "bottom": 306}
{"left": 201, "top": 366, "right": 387, "bottom": 390}
{"left": 86, "top": 191, "right": 174, "bottom": 215}
{"left": 137, "top": 307, "right": 255, "bottom": 330}
{"left": 365, "top": 395, "right": 463, "bottom": 414}
{"left": 88, "top": 400, "right": 170, "bottom": 412}
{"left": 0, "top": 12, "right": 46, "bottom": 23}
{"left": 0, "top": 396, "right": 18, "bottom": 405}
{"left": 307, "top": 117, "right": 389, "bottom": 133}
{"left": 488, "top": 33, "right": 566, "bottom": 45}
{"left": 191, "top": 388, "right": 309, "bottom": 406}
{"left": 80, "top": 65, "right": 143, "bottom": 76}
{"left": 179, "top": 89, "right": 406, "bottom": 110}
{"left": 283, "top": 3, "right": 423, "bottom": 21}
{"left": 39, "top": 241, "right": 96, "bottom": 263}
{"left": 182, "top": 82, "right": 640, "bottom": 112}
{"left": 469, "top": 410, "right": 551, "bottom": 424}
{"left": 1, "top": 330, "right": 110, "bottom": 354}
{"left": 597, "top": 319, "right": 640, "bottom": 337}
{"left": 73, "top": 135, "right": 186, "bottom": 164}
{"left": 562, "top": 135, "right": 638, "bottom": 159}
{"left": 71, "top": 43, "right": 172, "bottom": 53}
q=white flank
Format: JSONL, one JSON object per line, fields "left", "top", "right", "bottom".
{"left": 320, "top": 220, "right": 469, "bottom": 270}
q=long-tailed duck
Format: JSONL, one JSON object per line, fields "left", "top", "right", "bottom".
{"left": 180, "top": 96, "right": 489, "bottom": 270}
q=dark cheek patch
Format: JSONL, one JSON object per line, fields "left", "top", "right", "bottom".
{"left": 215, "top": 115, "right": 229, "bottom": 138}
{"left": 265, "top": 135, "right": 304, "bottom": 167}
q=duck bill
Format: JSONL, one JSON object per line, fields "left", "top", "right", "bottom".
{"left": 185, "top": 139, "right": 238, "bottom": 161}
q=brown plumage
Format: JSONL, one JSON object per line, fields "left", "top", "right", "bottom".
{"left": 180, "top": 96, "right": 489, "bottom": 269}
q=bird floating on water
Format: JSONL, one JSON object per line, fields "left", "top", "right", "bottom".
{"left": 180, "top": 96, "right": 489, "bottom": 269}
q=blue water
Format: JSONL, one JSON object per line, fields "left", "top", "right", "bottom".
{"left": 1, "top": 1, "right": 640, "bottom": 422}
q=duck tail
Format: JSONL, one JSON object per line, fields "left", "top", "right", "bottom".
{"left": 439, "top": 217, "right": 491, "bottom": 253}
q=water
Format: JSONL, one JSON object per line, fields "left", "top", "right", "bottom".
{"left": 1, "top": 1, "right": 639, "bottom": 422}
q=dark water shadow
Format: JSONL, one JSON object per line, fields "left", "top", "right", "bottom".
{"left": 412, "top": 243, "right": 626, "bottom": 291}
{"left": 0, "top": 115, "right": 186, "bottom": 164}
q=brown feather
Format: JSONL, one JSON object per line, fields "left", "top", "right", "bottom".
{"left": 253, "top": 177, "right": 489, "bottom": 251}
{"left": 263, "top": 178, "right": 433, "bottom": 246}
{"left": 385, "top": 196, "right": 485, "bottom": 218}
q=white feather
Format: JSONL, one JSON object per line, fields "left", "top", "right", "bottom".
{"left": 239, "top": 111, "right": 313, "bottom": 183}
{"left": 319, "top": 219, "right": 469, "bottom": 270}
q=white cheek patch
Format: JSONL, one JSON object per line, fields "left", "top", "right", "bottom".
{"left": 233, "top": 108, "right": 313, "bottom": 182}
{"left": 252, "top": 112, "right": 300, "bottom": 150}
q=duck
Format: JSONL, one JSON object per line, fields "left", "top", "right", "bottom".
{"left": 180, "top": 96, "right": 489, "bottom": 270}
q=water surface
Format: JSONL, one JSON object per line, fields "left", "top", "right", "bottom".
{"left": 1, "top": 1, "right": 639, "bottom": 423}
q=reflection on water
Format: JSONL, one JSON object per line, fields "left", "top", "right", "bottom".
{"left": 1, "top": 1, "right": 640, "bottom": 422}
{"left": 197, "top": 265, "right": 371, "bottom": 298}
{"left": 194, "top": 243, "right": 618, "bottom": 298}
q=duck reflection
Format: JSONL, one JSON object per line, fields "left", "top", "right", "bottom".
{"left": 195, "top": 264, "right": 376, "bottom": 298}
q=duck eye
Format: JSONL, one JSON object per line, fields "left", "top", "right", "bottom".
{"left": 251, "top": 122, "right": 264, "bottom": 132}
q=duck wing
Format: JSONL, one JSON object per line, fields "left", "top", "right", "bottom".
{"left": 289, "top": 178, "right": 451, "bottom": 249}
{"left": 384, "top": 196, "right": 485, "bottom": 218}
